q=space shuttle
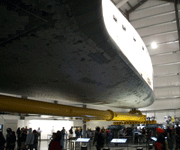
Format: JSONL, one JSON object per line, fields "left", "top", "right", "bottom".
{"left": 0, "top": 0, "right": 154, "bottom": 109}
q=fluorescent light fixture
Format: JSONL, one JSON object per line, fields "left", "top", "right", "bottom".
{"left": 151, "top": 42, "right": 158, "bottom": 49}
{"left": 41, "top": 115, "right": 50, "bottom": 118}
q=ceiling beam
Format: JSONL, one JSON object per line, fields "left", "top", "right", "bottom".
{"left": 127, "top": 1, "right": 133, "bottom": 8}
{"left": 153, "top": 61, "right": 180, "bottom": 67}
{"left": 127, "top": 0, "right": 148, "bottom": 14}
{"left": 142, "top": 30, "right": 177, "bottom": 38}
{"left": 174, "top": 0, "right": 180, "bottom": 50}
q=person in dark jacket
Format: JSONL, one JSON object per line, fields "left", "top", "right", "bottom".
{"left": 33, "top": 130, "right": 38, "bottom": 150}
{"left": 176, "top": 123, "right": 180, "bottom": 150}
{"left": 9, "top": 131, "right": 16, "bottom": 150}
{"left": 48, "top": 133, "right": 61, "bottom": 150}
{"left": 167, "top": 126, "right": 173, "bottom": 150}
{"left": 6, "top": 128, "right": 12, "bottom": 150}
{"left": 0, "top": 131, "right": 5, "bottom": 150}
{"left": 16, "top": 128, "right": 21, "bottom": 150}
{"left": 20, "top": 128, "right": 27, "bottom": 150}
{"left": 93, "top": 127, "right": 105, "bottom": 150}
{"left": 155, "top": 128, "right": 166, "bottom": 150}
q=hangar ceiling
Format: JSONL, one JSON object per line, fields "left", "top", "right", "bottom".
{"left": 117, "top": 0, "right": 180, "bottom": 112}
{"left": 0, "top": 0, "right": 180, "bottom": 113}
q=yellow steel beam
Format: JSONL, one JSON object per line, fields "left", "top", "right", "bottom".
{"left": 113, "top": 120, "right": 157, "bottom": 125}
{"left": 0, "top": 95, "right": 111, "bottom": 120}
{"left": 0, "top": 95, "right": 146, "bottom": 121}
{"left": 112, "top": 112, "right": 146, "bottom": 122}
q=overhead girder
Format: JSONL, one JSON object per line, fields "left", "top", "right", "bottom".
{"left": 142, "top": 30, "right": 178, "bottom": 38}
{"left": 126, "top": 0, "right": 148, "bottom": 14}
{"left": 130, "top": 10, "right": 177, "bottom": 22}
{"left": 153, "top": 60, "right": 180, "bottom": 67}
{"left": 0, "top": 95, "right": 146, "bottom": 121}
{"left": 136, "top": 20, "right": 178, "bottom": 30}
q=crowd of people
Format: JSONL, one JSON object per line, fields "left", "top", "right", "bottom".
{"left": 155, "top": 123, "right": 180, "bottom": 150}
{"left": 0, "top": 123, "right": 180, "bottom": 150}
{"left": 0, "top": 127, "right": 40, "bottom": 150}
{"left": 0, "top": 126, "right": 65, "bottom": 150}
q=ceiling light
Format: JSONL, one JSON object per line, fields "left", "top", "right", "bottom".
{"left": 151, "top": 42, "right": 158, "bottom": 49}
{"left": 41, "top": 115, "right": 50, "bottom": 118}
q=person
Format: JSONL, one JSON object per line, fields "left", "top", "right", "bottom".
{"left": 93, "top": 127, "right": 105, "bottom": 150}
{"left": 105, "top": 128, "right": 110, "bottom": 145}
{"left": 167, "top": 126, "right": 173, "bottom": 150}
{"left": 175, "top": 123, "right": 180, "bottom": 150}
{"left": 155, "top": 128, "right": 166, "bottom": 150}
{"left": 37, "top": 127, "right": 42, "bottom": 141}
{"left": 6, "top": 128, "right": 12, "bottom": 150}
{"left": 146, "top": 129, "right": 151, "bottom": 143}
{"left": 61, "top": 127, "right": 65, "bottom": 140}
{"left": 0, "top": 131, "right": 5, "bottom": 150}
{"left": 33, "top": 130, "right": 38, "bottom": 150}
{"left": 101, "top": 127, "right": 105, "bottom": 133}
{"left": 25, "top": 128, "right": 34, "bottom": 150}
{"left": 79, "top": 128, "right": 83, "bottom": 138}
{"left": 75, "top": 128, "right": 79, "bottom": 138}
{"left": 56, "top": 130, "right": 62, "bottom": 148}
{"left": 16, "top": 128, "right": 21, "bottom": 150}
{"left": 86, "top": 128, "right": 90, "bottom": 138}
{"left": 61, "top": 127, "right": 65, "bottom": 149}
{"left": 48, "top": 133, "right": 61, "bottom": 150}
{"left": 20, "top": 128, "right": 27, "bottom": 150}
{"left": 133, "top": 127, "right": 139, "bottom": 144}
{"left": 9, "top": 131, "right": 16, "bottom": 150}
{"left": 171, "top": 125, "right": 176, "bottom": 149}
{"left": 69, "top": 127, "right": 73, "bottom": 138}
{"left": 142, "top": 127, "right": 146, "bottom": 143}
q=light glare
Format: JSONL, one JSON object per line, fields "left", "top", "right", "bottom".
{"left": 151, "top": 42, "right": 158, "bottom": 49}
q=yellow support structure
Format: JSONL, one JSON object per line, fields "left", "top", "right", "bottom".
{"left": 0, "top": 95, "right": 146, "bottom": 121}
{"left": 113, "top": 120, "right": 157, "bottom": 125}
{"left": 112, "top": 112, "right": 146, "bottom": 122}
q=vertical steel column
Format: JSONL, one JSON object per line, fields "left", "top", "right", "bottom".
{"left": 174, "top": 0, "right": 180, "bottom": 49}
{"left": 82, "top": 105, "right": 86, "bottom": 138}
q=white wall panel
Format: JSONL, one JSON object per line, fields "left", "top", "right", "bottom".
{"left": 20, "top": 120, "right": 74, "bottom": 139}
{"left": 138, "top": 23, "right": 177, "bottom": 37}
{"left": 130, "top": 1, "right": 170, "bottom": 20}
{"left": 142, "top": 33, "right": 178, "bottom": 46}
{"left": 151, "top": 53, "right": 180, "bottom": 65}
{"left": 156, "top": 112, "right": 167, "bottom": 124}
{"left": 86, "top": 121, "right": 113, "bottom": 130}
{"left": 175, "top": 110, "right": 180, "bottom": 117}
{"left": 154, "top": 76, "right": 180, "bottom": 87}
{"left": 5, "top": 120, "right": 18, "bottom": 135}
{"left": 140, "top": 99, "right": 180, "bottom": 111}
{"left": 146, "top": 112, "right": 155, "bottom": 119}
{"left": 148, "top": 43, "right": 179, "bottom": 55}
{"left": 153, "top": 64, "right": 180, "bottom": 76}
{"left": 131, "top": 13, "right": 175, "bottom": 29}
{"left": 168, "top": 110, "right": 175, "bottom": 118}
{"left": 155, "top": 87, "right": 180, "bottom": 97}
{"left": 137, "top": 1, "right": 168, "bottom": 9}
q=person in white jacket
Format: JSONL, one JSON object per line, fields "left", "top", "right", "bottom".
{"left": 25, "top": 128, "right": 34, "bottom": 150}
